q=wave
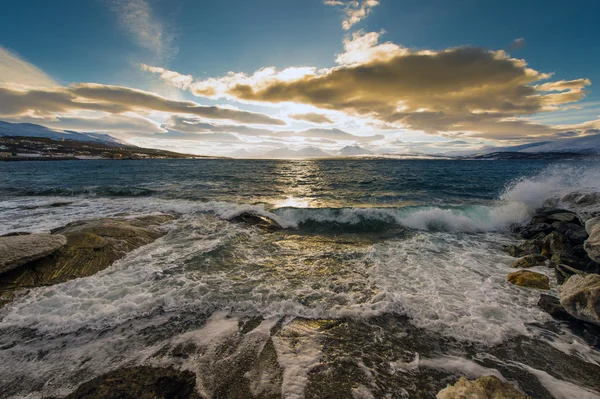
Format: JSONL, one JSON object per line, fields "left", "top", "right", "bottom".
{"left": 5, "top": 186, "right": 157, "bottom": 197}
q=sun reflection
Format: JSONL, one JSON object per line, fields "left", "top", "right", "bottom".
{"left": 275, "top": 195, "right": 311, "bottom": 208}
{"left": 272, "top": 160, "right": 325, "bottom": 208}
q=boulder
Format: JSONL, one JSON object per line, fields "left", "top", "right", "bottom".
{"left": 507, "top": 270, "right": 550, "bottom": 290}
{"left": 541, "top": 232, "right": 569, "bottom": 259}
{"left": 547, "top": 212, "right": 582, "bottom": 225}
{"left": 437, "top": 376, "right": 529, "bottom": 399}
{"left": 510, "top": 255, "right": 547, "bottom": 268}
{"left": 0, "top": 215, "right": 174, "bottom": 304}
{"left": 565, "top": 224, "right": 588, "bottom": 245}
{"left": 64, "top": 366, "right": 198, "bottom": 399}
{"left": 558, "top": 273, "right": 600, "bottom": 326}
{"left": 584, "top": 217, "right": 600, "bottom": 263}
{"left": 519, "top": 223, "right": 552, "bottom": 240}
{"left": 504, "top": 240, "right": 541, "bottom": 258}
{"left": 0, "top": 234, "right": 66, "bottom": 274}
{"left": 230, "top": 212, "right": 283, "bottom": 232}
{"left": 555, "top": 264, "right": 586, "bottom": 285}
{"left": 537, "top": 294, "right": 573, "bottom": 321}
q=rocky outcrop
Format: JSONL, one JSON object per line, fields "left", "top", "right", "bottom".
{"left": 584, "top": 217, "right": 600, "bottom": 263}
{"left": 558, "top": 273, "right": 600, "bottom": 327}
{"left": 230, "top": 212, "right": 283, "bottom": 232}
{"left": 0, "top": 234, "right": 66, "bottom": 273}
{"left": 510, "top": 255, "right": 546, "bottom": 269}
{"left": 437, "top": 376, "right": 529, "bottom": 399}
{"left": 0, "top": 215, "right": 174, "bottom": 305}
{"left": 507, "top": 270, "right": 550, "bottom": 290}
{"left": 64, "top": 366, "right": 199, "bottom": 399}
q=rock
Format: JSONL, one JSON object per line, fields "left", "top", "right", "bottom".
{"left": 1, "top": 232, "right": 30, "bottom": 237}
{"left": 230, "top": 212, "right": 283, "bottom": 232}
{"left": 531, "top": 208, "right": 574, "bottom": 224}
{"left": 584, "top": 217, "right": 600, "bottom": 263}
{"left": 437, "top": 375, "right": 529, "bottom": 399}
{"left": 504, "top": 240, "right": 542, "bottom": 258}
{"left": 510, "top": 255, "right": 547, "bottom": 268}
{"left": 0, "top": 234, "right": 66, "bottom": 274}
{"left": 519, "top": 223, "right": 552, "bottom": 240}
{"left": 547, "top": 212, "right": 582, "bottom": 225}
{"left": 507, "top": 270, "right": 550, "bottom": 290}
{"left": 64, "top": 366, "right": 198, "bottom": 399}
{"left": 565, "top": 224, "right": 588, "bottom": 245}
{"left": 541, "top": 232, "right": 569, "bottom": 259}
{"left": 0, "top": 215, "right": 174, "bottom": 304}
{"left": 555, "top": 264, "right": 586, "bottom": 285}
{"left": 558, "top": 273, "right": 600, "bottom": 326}
{"left": 538, "top": 294, "right": 573, "bottom": 320}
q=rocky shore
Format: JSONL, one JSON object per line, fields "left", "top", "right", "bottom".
{"left": 1, "top": 209, "right": 599, "bottom": 398}
{"left": 505, "top": 206, "right": 600, "bottom": 344}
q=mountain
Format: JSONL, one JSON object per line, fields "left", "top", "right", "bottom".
{"left": 519, "top": 134, "right": 600, "bottom": 153}
{"left": 0, "top": 121, "right": 128, "bottom": 147}
{"left": 261, "top": 146, "right": 332, "bottom": 159}
{"left": 339, "top": 145, "right": 372, "bottom": 156}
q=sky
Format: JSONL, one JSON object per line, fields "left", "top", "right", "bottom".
{"left": 1, "top": 0, "right": 599, "bottom": 157}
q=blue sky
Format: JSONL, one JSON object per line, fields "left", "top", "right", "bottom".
{"left": 1, "top": 0, "right": 599, "bottom": 157}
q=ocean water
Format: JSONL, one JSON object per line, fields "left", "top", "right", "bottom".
{"left": 0, "top": 159, "right": 600, "bottom": 398}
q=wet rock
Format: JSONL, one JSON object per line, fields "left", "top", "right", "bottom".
{"left": 547, "top": 212, "right": 582, "bottom": 225}
{"left": 565, "top": 224, "right": 589, "bottom": 245}
{"left": 64, "top": 366, "right": 199, "bottom": 399}
{"left": 519, "top": 223, "right": 552, "bottom": 240}
{"left": 584, "top": 217, "right": 600, "bottom": 263}
{"left": 0, "top": 215, "right": 174, "bottom": 304}
{"left": 541, "top": 232, "right": 569, "bottom": 259}
{"left": 436, "top": 375, "right": 530, "bottom": 399}
{"left": 507, "top": 270, "right": 550, "bottom": 290}
{"left": 555, "top": 264, "right": 586, "bottom": 285}
{"left": 510, "top": 255, "right": 547, "bottom": 268}
{"left": 1, "top": 232, "right": 30, "bottom": 237}
{"left": 504, "top": 240, "right": 542, "bottom": 258}
{"left": 230, "top": 212, "right": 283, "bottom": 232}
{"left": 558, "top": 273, "right": 600, "bottom": 326}
{"left": 538, "top": 294, "right": 573, "bottom": 320}
{"left": 0, "top": 234, "right": 66, "bottom": 274}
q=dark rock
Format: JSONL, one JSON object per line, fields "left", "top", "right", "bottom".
{"left": 565, "top": 224, "right": 589, "bottom": 245}
{"left": 504, "top": 240, "right": 542, "bottom": 257}
{"left": 510, "top": 255, "right": 547, "bottom": 268}
{"left": 0, "top": 215, "right": 174, "bottom": 305}
{"left": 507, "top": 270, "right": 550, "bottom": 290}
{"left": 519, "top": 223, "right": 552, "bottom": 240}
{"left": 555, "top": 264, "right": 586, "bottom": 285}
{"left": 64, "top": 366, "right": 199, "bottom": 399}
{"left": 1, "top": 232, "right": 31, "bottom": 237}
{"left": 230, "top": 212, "right": 283, "bottom": 232}
{"left": 538, "top": 294, "right": 573, "bottom": 320}
{"left": 547, "top": 212, "right": 582, "bottom": 225}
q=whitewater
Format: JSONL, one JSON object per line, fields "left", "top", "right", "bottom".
{"left": 0, "top": 159, "right": 599, "bottom": 398}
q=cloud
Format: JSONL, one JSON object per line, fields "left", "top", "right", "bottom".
{"left": 165, "top": 115, "right": 383, "bottom": 142}
{"left": 0, "top": 83, "right": 286, "bottom": 125}
{"left": 508, "top": 38, "right": 525, "bottom": 51}
{"left": 288, "top": 112, "right": 334, "bottom": 124}
{"left": 325, "top": 0, "right": 380, "bottom": 30}
{"left": 14, "top": 114, "right": 167, "bottom": 134}
{"left": 108, "top": 0, "right": 176, "bottom": 58}
{"left": 0, "top": 46, "right": 58, "bottom": 89}
{"left": 144, "top": 31, "right": 591, "bottom": 139}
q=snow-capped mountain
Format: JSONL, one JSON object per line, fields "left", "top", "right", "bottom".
{"left": 519, "top": 134, "right": 600, "bottom": 153}
{"left": 339, "top": 145, "right": 372, "bottom": 156}
{"left": 0, "top": 121, "right": 128, "bottom": 147}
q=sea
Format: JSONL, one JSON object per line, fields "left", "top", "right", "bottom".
{"left": 0, "top": 158, "right": 599, "bottom": 398}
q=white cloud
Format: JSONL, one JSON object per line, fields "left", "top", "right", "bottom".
{"left": 325, "top": 0, "right": 380, "bottom": 30}
{"left": 108, "top": 0, "right": 176, "bottom": 58}
{"left": 0, "top": 46, "right": 58, "bottom": 89}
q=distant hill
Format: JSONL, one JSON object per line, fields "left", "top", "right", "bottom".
{"left": 262, "top": 146, "right": 332, "bottom": 159}
{"left": 519, "top": 134, "right": 600, "bottom": 153}
{"left": 0, "top": 121, "right": 128, "bottom": 147}
{"left": 339, "top": 145, "right": 372, "bottom": 156}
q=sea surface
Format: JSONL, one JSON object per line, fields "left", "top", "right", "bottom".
{"left": 1, "top": 159, "right": 600, "bottom": 398}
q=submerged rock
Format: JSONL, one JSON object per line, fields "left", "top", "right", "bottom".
{"left": 0, "top": 234, "right": 66, "bottom": 274}
{"left": 64, "top": 366, "right": 198, "bottom": 399}
{"left": 507, "top": 270, "right": 550, "bottom": 290}
{"left": 230, "top": 212, "right": 283, "bottom": 232}
{"left": 437, "top": 376, "right": 530, "bottom": 399}
{"left": 558, "top": 273, "right": 600, "bottom": 326}
{"left": 584, "top": 217, "right": 600, "bottom": 263}
{"left": 0, "top": 215, "right": 174, "bottom": 304}
{"left": 510, "top": 255, "right": 547, "bottom": 269}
